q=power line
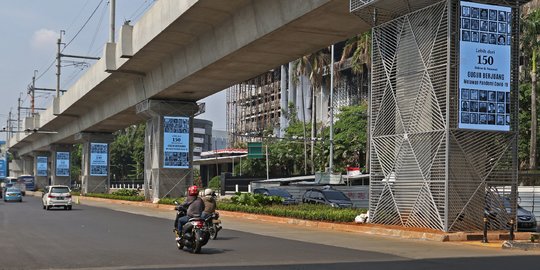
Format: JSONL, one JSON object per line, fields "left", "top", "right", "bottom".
{"left": 65, "top": 0, "right": 92, "bottom": 34}
{"left": 63, "top": 0, "right": 105, "bottom": 52}
{"left": 130, "top": 0, "right": 155, "bottom": 22}
{"left": 87, "top": 1, "right": 109, "bottom": 56}
{"left": 128, "top": 0, "right": 150, "bottom": 21}
{"left": 36, "top": 0, "right": 104, "bottom": 83}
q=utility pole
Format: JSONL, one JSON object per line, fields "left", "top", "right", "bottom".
{"left": 329, "top": 45, "right": 335, "bottom": 173}
{"left": 54, "top": 30, "right": 100, "bottom": 98}
{"left": 110, "top": 0, "right": 116, "bottom": 43}
{"left": 7, "top": 110, "right": 12, "bottom": 139}
{"left": 17, "top": 95, "right": 22, "bottom": 133}
{"left": 31, "top": 70, "right": 37, "bottom": 115}
{"left": 56, "top": 30, "right": 65, "bottom": 97}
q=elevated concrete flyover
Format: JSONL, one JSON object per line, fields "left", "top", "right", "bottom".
{"left": 8, "top": 0, "right": 468, "bottom": 196}
{"left": 10, "top": 0, "right": 370, "bottom": 156}
{"left": 9, "top": 0, "right": 455, "bottom": 156}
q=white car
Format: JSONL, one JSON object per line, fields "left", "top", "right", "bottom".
{"left": 42, "top": 185, "right": 73, "bottom": 210}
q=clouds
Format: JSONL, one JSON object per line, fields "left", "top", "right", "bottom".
{"left": 31, "top": 29, "right": 57, "bottom": 51}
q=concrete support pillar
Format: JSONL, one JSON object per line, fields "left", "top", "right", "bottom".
{"left": 136, "top": 99, "right": 199, "bottom": 203}
{"left": 22, "top": 155, "right": 34, "bottom": 176}
{"left": 9, "top": 157, "right": 23, "bottom": 177}
{"left": 50, "top": 144, "right": 72, "bottom": 186}
{"left": 288, "top": 61, "right": 296, "bottom": 107}
{"left": 32, "top": 151, "right": 50, "bottom": 190}
{"left": 75, "top": 132, "right": 114, "bottom": 194}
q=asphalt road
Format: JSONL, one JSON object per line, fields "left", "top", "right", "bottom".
{"left": 0, "top": 196, "right": 539, "bottom": 270}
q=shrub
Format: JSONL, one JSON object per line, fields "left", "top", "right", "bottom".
{"left": 158, "top": 197, "right": 185, "bottom": 205}
{"left": 230, "top": 192, "right": 283, "bottom": 206}
{"left": 111, "top": 188, "right": 139, "bottom": 197}
{"left": 208, "top": 176, "right": 221, "bottom": 190}
{"left": 217, "top": 201, "right": 362, "bottom": 222}
{"left": 84, "top": 193, "right": 144, "bottom": 201}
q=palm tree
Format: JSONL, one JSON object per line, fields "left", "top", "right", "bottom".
{"left": 522, "top": 10, "right": 540, "bottom": 170}
{"left": 293, "top": 49, "right": 330, "bottom": 174}
{"left": 340, "top": 31, "right": 372, "bottom": 169}
{"left": 340, "top": 31, "right": 371, "bottom": 74}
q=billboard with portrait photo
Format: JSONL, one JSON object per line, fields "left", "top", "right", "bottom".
{"left": 56, "top": 152, "right": 70, "bottom": 177}
{"left": 459, "top": 1, "right": 511, "bottom": 132}
{"left": 90, "top": 143, "right": 108, "bottom": 176}
{"left": 37, "top": 156, "right": 48, "bottom": 177}
{"left": 163, "top": 116, "right": 190, "bottom": 169}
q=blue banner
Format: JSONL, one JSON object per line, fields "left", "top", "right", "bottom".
{"left": 56, "top": 152, "right": 70, "bottom": 177}
{"left": 90, "top": 143, "right": 108, "bottom": 176}
{"left": 37, "top": 156, "right": 48, "bottom": 177}
{"left": 0, "top": 159, "right": 6, "bottom": 178}
{"left": 163, "top": 116, "right": 189, "bottom": 169}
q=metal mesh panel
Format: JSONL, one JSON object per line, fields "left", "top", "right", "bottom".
{"left": 370, "top": 0, "right": 520, "bottom": 232}
{"left": 370, "top": 1, "right": 449, "bottom": 231}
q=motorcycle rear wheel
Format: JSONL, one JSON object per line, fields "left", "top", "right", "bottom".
{"left": 210, "top": 224, "right": 218, "bottom": 240}
{"left": 192, "top": 231, "right": 202, "bottom": 254}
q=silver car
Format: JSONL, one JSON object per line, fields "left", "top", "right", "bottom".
{"left": 42, "top": 185, "right": 73, "bottom": 210}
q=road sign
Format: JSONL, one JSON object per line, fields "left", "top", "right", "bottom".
{"left": 247, "top": 142, "right": 264, "bottom": 159}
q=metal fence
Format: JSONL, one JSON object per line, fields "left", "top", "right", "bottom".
{"left": 365, "top": 0, "right": 520, "bottom": 232}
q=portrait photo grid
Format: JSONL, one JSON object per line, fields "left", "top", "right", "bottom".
{"left": 460, "top": 89, "right": 510, "bottom": 126}
{"left": 90, "top": 143, "right": 108, "bottom": 176}
{"left": 164, "top": 117, "right": 189, "bottom": 133}
{"left": 163, "top": 116, "right": 189, "bottom": 168}
{"left": 461, "top": 5, "right": 511, "bottom": 46}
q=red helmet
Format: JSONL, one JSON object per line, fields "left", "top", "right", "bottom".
{"left": 187, "top": 185, "right": 199, "bottom": 196}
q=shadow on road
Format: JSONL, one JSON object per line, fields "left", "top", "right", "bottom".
{"left": 211, "top": 236, "right": 238, "bottom": 241}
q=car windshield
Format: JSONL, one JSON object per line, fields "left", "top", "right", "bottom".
{"left": 51, "top": 187, "right": 70, "bottom": 193}
{"left": 323, "top": 190, "right": 350, "bottom": 201}
{"left": 268, "top": 189, "right": 291, "bottom": 198}
{"left": 6, "top": 188, "right": 20, "bottom": 192}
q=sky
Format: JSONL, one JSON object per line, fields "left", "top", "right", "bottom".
{"left": 0, "top": 0, "right": 226, "bottom": 139}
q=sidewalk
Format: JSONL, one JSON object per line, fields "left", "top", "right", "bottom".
{"left": 30, "top": 191, "right": 540, "bottom": 251}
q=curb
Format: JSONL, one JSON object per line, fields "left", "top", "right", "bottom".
{"left": 27, "top": 191, "right": 536, "bottom": 243}
{"left": 502, "top": 241, "right": 540, "bottom": 250}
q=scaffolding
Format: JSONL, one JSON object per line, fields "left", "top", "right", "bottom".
{"left": 226, "top": 58, "right": 370, "bottom": 147}
{"left": 226, "top": 69, "right": 282, "bottom": 147}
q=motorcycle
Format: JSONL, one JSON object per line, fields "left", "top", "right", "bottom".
{"left": 204, "top": 212, "right": 222, "bottom": 240}
{"left": 173, "top": 202, "right": 210, "bottom": 253}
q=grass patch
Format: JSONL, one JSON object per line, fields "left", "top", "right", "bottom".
{"left": 217, "top": 201, "right": 364, "bottom": 222}
{"left": 83, "top": 193, "right": 144, "bottom": 201}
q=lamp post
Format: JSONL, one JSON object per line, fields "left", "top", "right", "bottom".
{"left": 329, "top": 44, "right": 335, "bottom": 173}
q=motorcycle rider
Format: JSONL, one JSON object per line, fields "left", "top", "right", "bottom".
{"left": 176, "top": 185, "right": 205, "bottom": 240}
{"left": 201, "top": 188, "right": 217, "bottom": 219}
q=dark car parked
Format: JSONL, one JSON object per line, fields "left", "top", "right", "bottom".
{"left": 302, "top": 187, "right": 353, "bottom": 208}
{"left": 486, "top": 197, "right": 538, "bottom": 232}
{"left": 253, "top": 188, "right": 298, "bottom": 205}
{"left": 503, "top": 198, "right": 537, "bottom": 232}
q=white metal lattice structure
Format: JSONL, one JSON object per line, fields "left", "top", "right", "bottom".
{"left": 366, "top": 0, "right": 521, "bottom": 232}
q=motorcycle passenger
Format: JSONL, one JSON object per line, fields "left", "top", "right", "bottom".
{"left": 201, "top": 188, "right": 217, "bottom": 219}
{"left": 176, "top": 185, "right": 205, "bottom": 239}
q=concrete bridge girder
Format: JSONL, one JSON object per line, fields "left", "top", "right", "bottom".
{"left": 10, "top": 0, "right": 369, "bottom": 158}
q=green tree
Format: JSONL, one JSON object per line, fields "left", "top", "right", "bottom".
{"left": 340, "top": 31, "right": 371, "bottom": 169}
{"left": 315, "top": 103, "right": 368, "bottom": 173}
{"left": 293, "top": 49, "right": 331, "bottom": 174}
{"left": 70, "top": 144, "right": 82, "bottom": 183}
{"left": 522, "top": 10, "right": 540, "bottom": 169}
{"left": 340, "top": 31, "right": 371, "bottom": 74}
{"left": 110, "top": 123, "right": 146, "bottom": 181}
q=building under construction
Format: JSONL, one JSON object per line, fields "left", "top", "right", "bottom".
{"left": 226, "top": 43, "right": 369, "bottom": 147}
{"left": 226, "top": 69, "right": 282, "bottom": 147}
